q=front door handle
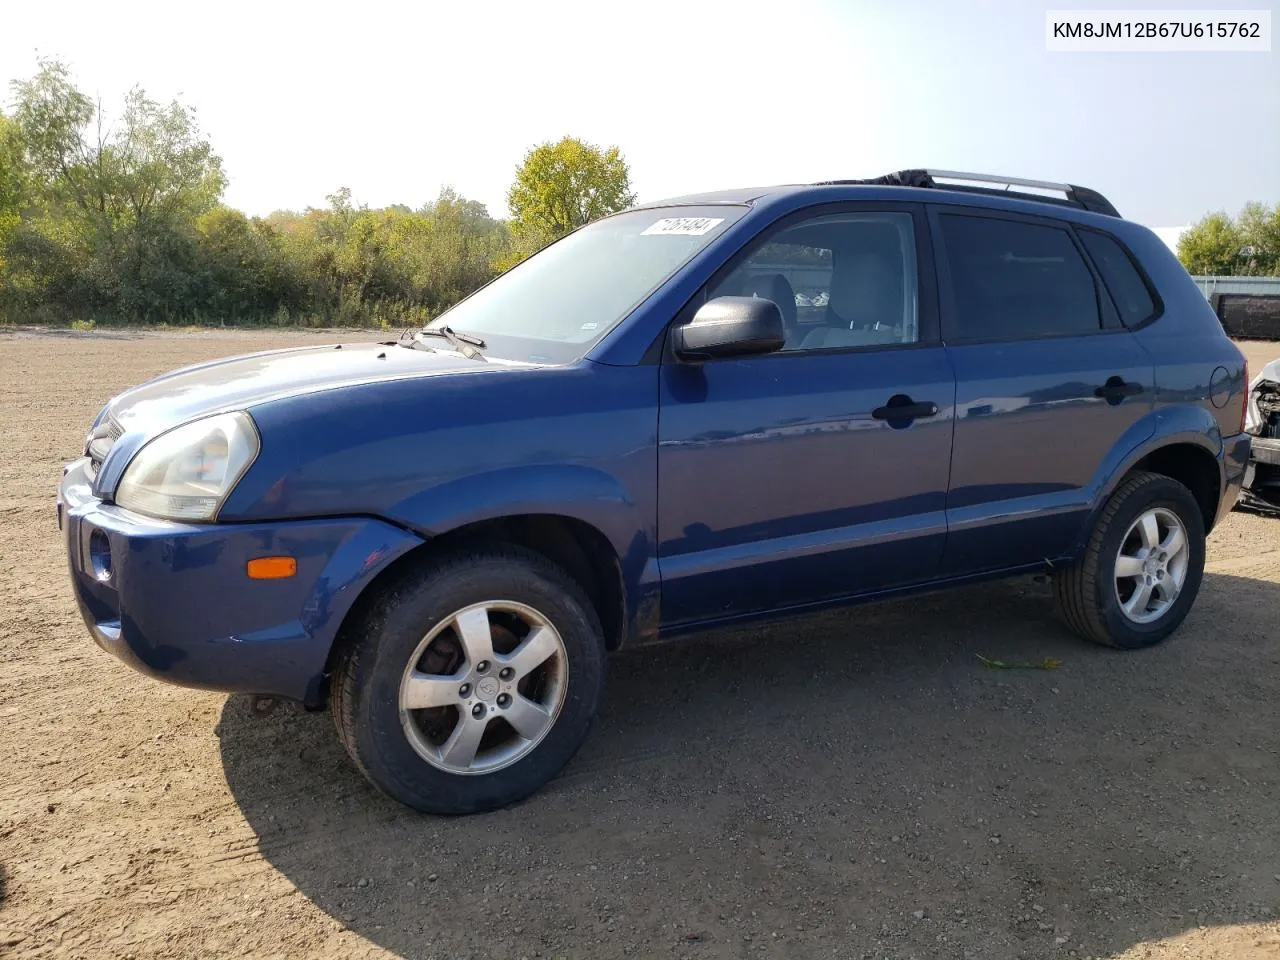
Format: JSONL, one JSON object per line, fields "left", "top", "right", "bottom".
{"left": 1094, "top": 377, "right": 1144, "bottom": 403}
{"left": 872, "top": 395, "right": 940, "bottom": 425}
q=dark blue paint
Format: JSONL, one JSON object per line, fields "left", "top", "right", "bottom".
{"left": 93, "top": 342, "right": 487, "bottom": 496}
{"left": 58, "top": 180, "right": 1251, "bottom": 704}
{"left": 61, "top": 459, "right": 423, "bottom": 703}
{"left": 941, "top": 332, "right": 1156, "bottom": 573}
{"left": 657, "top": 347, "right": 955, "bottom": 624}
{"left": 222, "top": 360, "right": 662, "bottom": 639}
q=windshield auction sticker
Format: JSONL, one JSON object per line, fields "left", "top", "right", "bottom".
{"left": 640, "top": 217, "right": 726, "bottom": 236}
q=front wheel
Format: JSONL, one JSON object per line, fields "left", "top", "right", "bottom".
{"left": 331, "top": 548, "right": 606, "bottom": 814}
{"left": 1054, "top": 471, "right": 1206, "bottom": 649}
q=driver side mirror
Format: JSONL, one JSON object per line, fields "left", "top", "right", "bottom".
{"left": 672, "top": 296, "right": 786, "bottom": 363}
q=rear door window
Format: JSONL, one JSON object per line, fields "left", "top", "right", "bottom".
{"left": 938, "top": 214, "right": 1102, "bottom": 342}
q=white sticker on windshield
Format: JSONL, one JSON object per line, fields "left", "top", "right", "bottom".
{"left": 640, "top": 217, "right": 725, "bottom": 237}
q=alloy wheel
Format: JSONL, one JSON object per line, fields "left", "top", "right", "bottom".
{"left": 398, "top": 601, "right": 568, "bottom": 775}
{"left": 1113, "top": 507, "right": 1189, "bottom": 624}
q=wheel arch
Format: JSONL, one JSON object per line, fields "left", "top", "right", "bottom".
{"left": 1129, "top": 443, "right": 1220, "bottom": 533}
{"left": 314, "top": 512, "right": 629, "bottom": 708}
{"left": 1073, "top": 422, "right": 1223, "bottom": 561}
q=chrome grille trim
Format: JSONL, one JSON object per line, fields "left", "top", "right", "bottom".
{"left": 84, "top": 417, "right": 124, "bottom": 481}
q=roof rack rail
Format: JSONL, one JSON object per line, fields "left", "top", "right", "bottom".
{"left": 814, "top": 168, "right": 1121, "bottom": 218}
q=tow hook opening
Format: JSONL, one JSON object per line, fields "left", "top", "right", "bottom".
{"left": 88, "top": 530, "right": 112, "bottom": 583}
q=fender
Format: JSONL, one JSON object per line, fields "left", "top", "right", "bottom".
{"left": 384, "top": 463, "right": 657, "bottom": 636}
{"left": 388, "top": 463, "right": 640, "bottom": 543}
{"left": 296, "top": 520, "right": 427, "bottom": 704}
{"left": 1069, "top": 403, "right": 1223, "bottom": 555}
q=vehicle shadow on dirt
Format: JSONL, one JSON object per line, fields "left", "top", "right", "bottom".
{"left": 218, "top": 572, "right": 1280, "bottom": 960}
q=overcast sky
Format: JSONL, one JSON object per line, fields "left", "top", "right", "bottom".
{"left": 3, "top": 0, "right": 1276, "bottom": 227}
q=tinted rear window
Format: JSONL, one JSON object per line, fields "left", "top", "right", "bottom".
{"left": 1079, "top": 229, "right": 1157, "bottom": 326}
{"left": 939, "top": 214, "right": 1102, "bottom": 341}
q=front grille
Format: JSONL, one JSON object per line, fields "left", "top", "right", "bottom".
{"left": 84, "top": 417, "right": 124, "bottom": 481}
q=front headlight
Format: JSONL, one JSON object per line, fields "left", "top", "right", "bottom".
{"left": 115, "top": 412, "right": 260, "bottom": 521}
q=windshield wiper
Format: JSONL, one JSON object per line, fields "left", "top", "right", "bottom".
{"left": 417, "top": 325, "right": 487, "bottom": 360}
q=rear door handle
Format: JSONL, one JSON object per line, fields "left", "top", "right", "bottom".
{"left": 872, "top": 395, "right": 940, "bottom": 423}
{"left": 1094, "top": 377, "right": 1144, "bottom": 402}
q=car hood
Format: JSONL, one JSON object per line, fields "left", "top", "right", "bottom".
{"left": 1250, "top": 358, "right": 1280, "bottom": 388}
{"left": 103, "top": 341, "right": 519, "bottom": 434}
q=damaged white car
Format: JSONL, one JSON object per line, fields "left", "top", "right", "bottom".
{"left": 1242, "top": 358, "right": 1280, "bottom": 513}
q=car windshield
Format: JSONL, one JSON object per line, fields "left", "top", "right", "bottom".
{"left": 422, "top": 205, "right": 745, "bottom": 363}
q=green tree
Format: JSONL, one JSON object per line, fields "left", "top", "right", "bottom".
{"left": 5, "top": 59, "right": 226, "bottom": 320}
{"left": 0, "top": 112, "right": 31, "bottom": 256}
{"left": 0, "top": 112, "right": 30, "bottom": 214}
{"left": 109, "top": 88, "right": 226, "bottom": 226}
{"left": 1, "top": 58, "right": 524, "bottom": 327}
{"left": 11, "top": 61, "right": 225, "bottom": 233}
{"left": 506, "top": 136, "right": 635, "bottom": 256}
{"left": 8, "top": 61, "right": 93, "bottom": 211}
{"left": 194, "top": 206, "right": 302, "bottom": 322}
{"left": 260, "top": 186, "right": 512, "bottom": 327}
{"left": 1177, "top": 212, "right": 1244, "bottom": 276}
{"left": 1236, "top": 201, "right": 1280, "bottom": 276}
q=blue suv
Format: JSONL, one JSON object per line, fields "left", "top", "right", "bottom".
{"left": 58, "top": 170, "right": 1251, "bottom": 814}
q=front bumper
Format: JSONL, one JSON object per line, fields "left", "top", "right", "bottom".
{"left": 58, "top": 457, "right": 424, "bottom": 704}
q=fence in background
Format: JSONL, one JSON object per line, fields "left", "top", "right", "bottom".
{"left": 1192, "top": 276, "right": 1280, "bottom": 299}
{"left": 1193, "top": 276, "right": 1280, "bottom": 341}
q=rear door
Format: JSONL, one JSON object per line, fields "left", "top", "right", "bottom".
{"left": 656, "top": 203, "right": 957, "bottom": 626}
{"left": 931, "top": 207, "right": 1155, "bottom": 575}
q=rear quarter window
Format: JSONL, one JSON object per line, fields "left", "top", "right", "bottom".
{"left": 1078, "top": 229, "right": 1158, "bottom": 327}
{"left": 939, "top": 213, "right": 1102, "bottom": 342}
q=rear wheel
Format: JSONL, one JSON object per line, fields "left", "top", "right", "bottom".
{"left": 1054, "top": 471, "right": 1206, "bottom": 648}
{"left": 331, "top": 548, "right": 606, "bottom": 814}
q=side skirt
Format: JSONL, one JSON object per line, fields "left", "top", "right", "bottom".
{"left": 641, "top": 559, "right": 1072, "bottom": 645}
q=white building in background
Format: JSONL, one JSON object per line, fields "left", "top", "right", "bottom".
{"left": 1150, "top": 225, "right": 1190, "bottom": 254}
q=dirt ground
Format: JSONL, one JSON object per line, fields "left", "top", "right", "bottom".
{"left": 1, "top": 328, "right": 1279, "bottom": 960}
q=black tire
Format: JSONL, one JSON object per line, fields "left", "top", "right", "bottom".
{"left": 331, "top": 548, "right": 606, "bottom": 814}
{"left": 1054, "top": 471, "right": 1206, "bottom": 649}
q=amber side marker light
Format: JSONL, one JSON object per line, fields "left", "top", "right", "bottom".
{"left": 247, "top": 556, "right": 297, "bottom": 580}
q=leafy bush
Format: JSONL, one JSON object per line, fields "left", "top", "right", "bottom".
{"left": 0, "top": 62, "right": 636, "bottom": 328}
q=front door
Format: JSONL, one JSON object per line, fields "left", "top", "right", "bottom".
{"left": 656, "top": 204, "right": 958, "bottom": 627}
